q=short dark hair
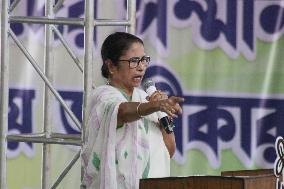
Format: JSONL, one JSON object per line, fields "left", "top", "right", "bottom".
{"left": 101, "top": 32, "right": 144, "bottom": 78}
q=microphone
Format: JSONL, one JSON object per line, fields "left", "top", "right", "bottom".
{"left": 142, "top": 79, "right": 174, "bottom": 134}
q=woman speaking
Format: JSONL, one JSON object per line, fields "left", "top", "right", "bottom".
{"left": 81, "top": 32, "right": 184, "bottom": 189}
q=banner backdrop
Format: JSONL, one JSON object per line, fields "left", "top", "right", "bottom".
{"left": 3, "top": 0, "right": 284, "bottom": 188}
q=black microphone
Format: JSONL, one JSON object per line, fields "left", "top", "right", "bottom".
{"left": 142, "top": 79, "right": 174, "bottom": 134}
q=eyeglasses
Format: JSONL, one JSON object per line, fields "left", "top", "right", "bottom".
{"left": 118, "top": 56, "right": 150, "bottom": 69}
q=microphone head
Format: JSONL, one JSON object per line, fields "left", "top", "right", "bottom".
{"left": 142, "top": 78, "right": 155, "bottom": 91}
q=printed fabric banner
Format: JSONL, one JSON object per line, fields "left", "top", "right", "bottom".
{"left": 2, "top": 0, "right": 284, "bottom": 188}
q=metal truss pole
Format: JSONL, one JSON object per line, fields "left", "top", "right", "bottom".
{"left": 127, "top": 0, "right": 137, "bottom": 34}
{"left": 81, "top": 1, "right": 94, "bottom": 184}
{"left": 82, "top": 0, "right": 94, "bottom": 145}
{"left": 0, "top": 0, "right": 9, "bottom": 188}
{"left": 42, "top": 0, "right": 55, "bottom": 188}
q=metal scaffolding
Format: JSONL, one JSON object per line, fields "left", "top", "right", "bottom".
{"left": 0, "top": 0, "right": 136, "bottom": 188}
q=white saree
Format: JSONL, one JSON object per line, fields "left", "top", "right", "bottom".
{"left": 81, "top": 85, "right": 170, "bottom": 189}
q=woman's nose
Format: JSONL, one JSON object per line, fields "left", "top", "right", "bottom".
{"left": 136, "top": 62, "right": 144, "bottom": 71}
{"left": 137, "top": 61, "right": 147, "bottom": 71}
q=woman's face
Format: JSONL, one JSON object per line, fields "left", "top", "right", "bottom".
{"left": 110, "top": 42, "right": 147, "bottom": 96}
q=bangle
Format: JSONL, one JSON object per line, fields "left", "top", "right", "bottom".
{"left": 136, "top": 102, "right": 144, "bottom": 118}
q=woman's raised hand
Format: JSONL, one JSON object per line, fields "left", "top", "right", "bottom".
{"left": 158, "top": 96, "right": 184, "bottom": 118}
{"left": 147, "top": 91, "right": 184, "bottom": 118}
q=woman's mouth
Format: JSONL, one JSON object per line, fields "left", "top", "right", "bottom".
{"left": 133, "top": 75, "right": 143, "bottom": 82}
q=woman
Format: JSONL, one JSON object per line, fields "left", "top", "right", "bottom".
{"left": 81, "top": 32, "right": 184, "bottom": 189}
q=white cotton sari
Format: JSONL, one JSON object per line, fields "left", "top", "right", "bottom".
{"left": 81, "top": 85, "right": 170, "bottom": 189}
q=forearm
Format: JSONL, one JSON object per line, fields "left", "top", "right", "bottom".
{"left": 161, "top": 128, "right": 176, "bottom": 158}
{"left": 117, "top": 101, "right": 160, "bottom": 125}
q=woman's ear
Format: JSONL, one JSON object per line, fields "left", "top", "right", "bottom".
{"left": 105, "top": 59, "right": 115, "bottom": 75}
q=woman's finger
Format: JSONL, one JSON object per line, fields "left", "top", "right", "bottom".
{"left": 170, "top": 96, "right": 185, "bottom": 103}
{"left": 174, "top": 103, "right": 183, "bottom": 114}
{"left": 165, "top": 109, "right": 177, "bottom": 118}
{"left": 150, "top": 91, "right": 167, "bottom": 101}
{"left": 146, "top": 96, "right": 150, "bottom": 101}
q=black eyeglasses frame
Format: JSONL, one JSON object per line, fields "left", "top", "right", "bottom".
{"left": 118, "top": 56, "right": 150, "bottom": 69}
